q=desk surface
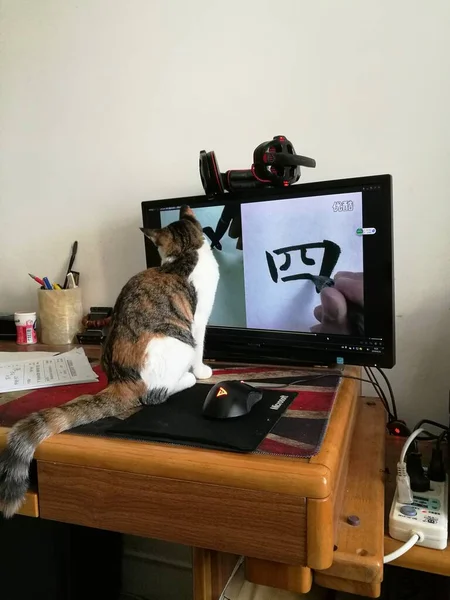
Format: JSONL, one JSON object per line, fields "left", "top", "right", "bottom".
{"left": 0, "top": 341, "right": 357, "bottom": 500}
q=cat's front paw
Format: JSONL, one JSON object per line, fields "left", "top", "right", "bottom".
{"left": 193, "top": 364, "right": 213, "bottom": 380}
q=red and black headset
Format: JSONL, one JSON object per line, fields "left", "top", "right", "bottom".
{"left": 199, "top": 135, "right": 316, "bottom": 196}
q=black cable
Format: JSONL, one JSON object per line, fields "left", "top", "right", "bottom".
{"left": 367, "top": 366, "right": 394, "bottom": 419}
{"left": 413, "top": 419, "right": 448, "bottom": 432}
{"left": 267, "top": 372, "right": 396, "bottom": 422}
{"left": 289, "top": 373, "right": 390, "bottom": 389}
{"left": 437, "top": 429, "right": 448, "bottom": 447}
{"left": 364, "top": 366, "right": 392, "bottom": 419}
{"left": 374, "top": 366, "right": 398, "bottom": 420}
{"left": 412, "top": 420, "right": 449, "bottom": 442}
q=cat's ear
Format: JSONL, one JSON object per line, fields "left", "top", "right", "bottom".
{"left": 180, "top": 205, "right": 195, "bottom": 219}
{"left": 140, "top": 227, "right": 161, "bottom": 245}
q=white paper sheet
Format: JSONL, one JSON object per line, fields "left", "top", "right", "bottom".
{"left": 0, "top": 348, "right": 98, "bottom": 393}
{"left": 0, "top": 351, "right": 59, "bottom": 363}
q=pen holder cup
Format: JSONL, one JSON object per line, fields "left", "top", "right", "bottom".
{"left": 37, "top": 288, "right": 83, "bottom": 345}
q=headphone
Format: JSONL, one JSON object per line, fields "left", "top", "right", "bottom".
{"left": 199, "top": 135, "right": 316, "bottom": 196}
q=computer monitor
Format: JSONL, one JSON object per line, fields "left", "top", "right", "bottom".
{"left": 141, "top": 174, "right": 395, "bottom": 368}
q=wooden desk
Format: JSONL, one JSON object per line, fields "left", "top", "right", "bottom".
{"left": 314, "top": 397, "right": 386, "bottom": 598}
{"left": 0, "top": 342, "right": 363, "bottom": 599}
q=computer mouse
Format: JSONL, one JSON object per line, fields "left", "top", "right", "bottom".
{"left": 202, "top": 380, "right": 263, "bottom": 419}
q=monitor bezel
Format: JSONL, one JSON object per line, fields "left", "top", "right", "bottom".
{"left": 141, "top": 174, "right": 395, "bottom": 368}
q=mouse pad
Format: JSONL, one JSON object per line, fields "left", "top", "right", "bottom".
{"left": 101, "top": 384, "right": 297, "bottom": 452}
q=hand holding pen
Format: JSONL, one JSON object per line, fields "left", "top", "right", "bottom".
{"left": 311, "top": 272, "right": 364, "bottom": 336}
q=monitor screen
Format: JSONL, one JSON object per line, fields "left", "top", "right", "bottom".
{"left": 142, "top": 174, "right": 395, "bottom": 368}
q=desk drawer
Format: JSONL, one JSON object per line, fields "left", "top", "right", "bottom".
{"left": 37, "top": 462, "right": 307, "bottom": 564}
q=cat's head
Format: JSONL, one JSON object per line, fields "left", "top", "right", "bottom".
{"left": 141, "top": 205, "right": 204, "bottom": 261}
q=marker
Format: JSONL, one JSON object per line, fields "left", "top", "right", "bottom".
{"left": 28, "top": 273, "right": 45, "bottom": 286}
{"left": 43, "top": 277, "right": 53, "bottom": 290}
{"left": 64, "top": 241, "right": 78, "bottom": 288}
{"left": 53, "top": 283, "right": 62, "bottom": 290}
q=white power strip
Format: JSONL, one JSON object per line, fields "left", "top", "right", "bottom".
{"left": 389, "top": 476, "right": 448, "bottom": 550}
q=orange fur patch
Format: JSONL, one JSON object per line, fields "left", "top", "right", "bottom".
{"left": 112, "top": 333, "right": 154, "bottom": 371}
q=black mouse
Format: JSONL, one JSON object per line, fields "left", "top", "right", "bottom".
{"left": 202, "top": 380, "right": 263, "bottom": 419}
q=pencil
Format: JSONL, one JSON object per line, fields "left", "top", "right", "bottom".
{"left": 28, "top": 273, "right": 45, "bottom": 286}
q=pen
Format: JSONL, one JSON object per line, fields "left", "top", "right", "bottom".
{"left": 43, "top": 277, "right": 53, "bottom": 290}
{"left": 28, "top": 273, "right": 45, "bottom": 286}
{"left": 64, "top": 241, "right": 78, "bottom": 288}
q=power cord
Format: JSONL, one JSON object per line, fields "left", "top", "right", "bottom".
{"left": 413, "top": 419, "right": 448, "bottom": 441}
{"left": 386, "top": 423, "right": 449, "bottom": 562}
{"left": 384, "top": 532, "right": 423, "bottom": 564}
{"left": 396, "top": 428, "right": 426, "bottom": 503}
{"left": 384, "top": 428, "right": 428, "bottom": 563}
{"left": 218, "top": 556, "right": 244, "bottom": 600}
{"left": 364, "top": 367, "right": 387, "bottom": 409}
{"left": 364, "top": 366, "right": 393, "bottom": 420}
{"left": 374, "top": 366, "right": 398, "bottom": 420}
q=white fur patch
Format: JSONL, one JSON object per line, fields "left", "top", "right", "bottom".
{"left": 189, "top": 239, "right": 220, "bottom": 377}
{"left": 189, "top": 240, "right": 220, "bottom": 320}
{"left": 140, "top": 337, "right": 195, "bottom": 394}
{"left": 140, "top": 239, "right": 219, "bottom": 394}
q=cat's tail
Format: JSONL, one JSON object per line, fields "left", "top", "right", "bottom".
{"left": 0, "top": 380, "right": 144, "bottom": 518}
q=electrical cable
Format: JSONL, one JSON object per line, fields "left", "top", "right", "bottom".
{"left": 365, "top": 367, "right": 388, "bottom": 409}
{"left": 385, "top": 420, "right": 448, "bottom": 563}
{"left": 384, "top": 429, "right": 428, "bottom": 563}
{"left": 245, "top": 371, "right": 396, "bottom": 422}
{"left": 414, "top": 419, "right": 448, "bottom": 430}
{"left": 253, "top": 373, "right": 394, "bottom": 391}
{"left": 437, "top": 429, "right": 448, "bottom": 447}
{"left": 400, "top": 428, "right": 425, "bottom": 463}
{"left": 393, "top": 428, "right": 426, "bottom": 503}
{"left": 218, "top": 556, "right": 244, "bottom": 600}
{"left": 383, "top": 532, "right": 421, "bottom": 564}
{"left": 413, "top": 419, "right": 449, "bottom": 442}
{"left": 364, "top": 366, "right": 392, "bottom": 419}
{"left": 373, "top": 366, "right": 398, "bottom": 420}
{"left": 244, "top": 366, "right": 403, "bottom": 426}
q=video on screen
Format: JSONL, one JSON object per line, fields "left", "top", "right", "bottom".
{"left": 160, "top": 191, "right": 364, "bottom": 336}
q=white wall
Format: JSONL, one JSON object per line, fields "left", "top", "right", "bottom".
{"left": 1, "top": 0, "right": 450, "bottom": 430}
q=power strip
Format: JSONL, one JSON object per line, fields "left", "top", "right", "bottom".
{"left": 389, "top": 476, "right": 448, "bottom": 550}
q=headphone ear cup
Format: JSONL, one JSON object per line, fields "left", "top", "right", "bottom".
{"left": 199, "top": 151, "right": 224, "bottom": 195}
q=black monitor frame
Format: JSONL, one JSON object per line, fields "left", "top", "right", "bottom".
{"left": 141, "top": 174, "right": 395, "bottom": 368}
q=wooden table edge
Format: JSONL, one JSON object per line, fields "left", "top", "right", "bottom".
{"left": 0, "top": 425, "right": 331, "bottom": 498}
{"left": 314, "top": 398, "right": 386, "bottom": 594}
{"left": 0, "top": 346, "right": 361, "bottom": 499}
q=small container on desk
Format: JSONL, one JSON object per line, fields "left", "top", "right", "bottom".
{"left": 14, "top": 312, "right": 37, "bottom": 345}
{"left": 37, "top": 288, "right": 83, "bottom": 344}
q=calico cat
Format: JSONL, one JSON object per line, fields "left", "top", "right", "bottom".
{"left": 0, "top": 205, "right": 219, "bottom": 518}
